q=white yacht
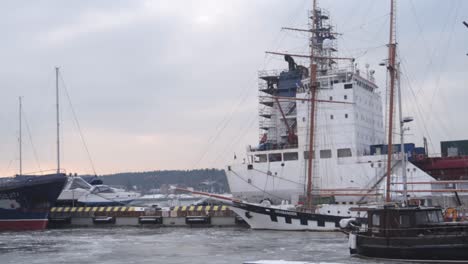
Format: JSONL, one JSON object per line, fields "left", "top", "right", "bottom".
{"left": 57, "top": 176, "right": 141, "bottom": 206}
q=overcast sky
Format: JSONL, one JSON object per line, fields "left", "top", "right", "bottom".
{"left": 0, "top": 0, "right": 467, "bottom": 176}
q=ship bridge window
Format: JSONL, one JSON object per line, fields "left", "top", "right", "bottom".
{"left": 344, "top": 83, "right": 353, "bottom": 89}
{"left": 304, "top": 151, "right": 315, "bottom": 159}
{"left": 283, "top": 152, "right": 298, "bottom": 161}
{"left": 337, "top": 148, "right": 352, "bottom": 158}
{"left": 320, "top": 149, "right": 332, "bottom": 159}
{"left": 254, "top": 154, "right": 267, "bottom": 163}
{"left": 268, "top": 153, "right": 282, "bottom": 162}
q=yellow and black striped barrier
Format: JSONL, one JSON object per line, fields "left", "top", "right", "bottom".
{"left": 50, "top": 205, "right": 228, "bottom": 213}
{"left": 50, "top": 206, "right": 138, "bottom": 213}
{"left": 49, "top": 205, "right": 234, "bottom": 219}
{"left": 171, "top": 205, "right": 228, "bottom": 212}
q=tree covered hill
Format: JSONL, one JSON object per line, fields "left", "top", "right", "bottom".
{"left": 84, "top": 168, "right": 229, "bottom": 194}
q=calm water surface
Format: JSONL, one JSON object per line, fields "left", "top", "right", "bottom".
{"left": 0, "top": 227, "right": 404, "bottom": 264}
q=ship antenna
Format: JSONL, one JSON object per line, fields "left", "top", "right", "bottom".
{"left": 56, "top": 67, "right": 61, "bottom": 175}
{"left": 19, "top": 96, "right": 22, "bottom": 176}
{"left": 306, "top": 0, "right": 318, "bottom": 210}
{"left": 385, "top": 0, "right": 397, "bottom": 203}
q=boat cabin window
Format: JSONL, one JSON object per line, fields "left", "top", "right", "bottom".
{"left": 400, "top": 215, "right": 410, "bottom": 227}
{"left": 283, "top": 152, "right": 298, "bottom": 161}
{"left": 268, "top": 153, "right": 282, "bottom": 162}
{"left": 254, "top": 154, "right": 267, "bottom": 163}
{"left": 93, "top": 185, "right": 114, "bottom": 193}
{"left": 415, "top": 210, "right": 443, "bottom": 225}
{"left": 320, "top": 149, "right": 332, "bottom": 159}
{"left": 337, "top": 148, "right": 352, "bottom": 158}
{"left": 70, "top": 178, "right": 92, "bottom": 190}
{"left": 372, "top": 213, "right": 380, "bottom": 227}
{"left": 427, "top": 210, "right": 441, "bottom": 223}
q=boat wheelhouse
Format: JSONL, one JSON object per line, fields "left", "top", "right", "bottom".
{"left": 349, "top": 205, "right": 468, "bottom": 260}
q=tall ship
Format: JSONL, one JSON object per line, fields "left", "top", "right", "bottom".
{"left": 0, "top": 96, "right": 66, "bottom": 231}
{"left": 226, "top": 2, "right": 435, "bottom": 210}
{"left": 0, "top": 68, "right": 75, "bottom": 231}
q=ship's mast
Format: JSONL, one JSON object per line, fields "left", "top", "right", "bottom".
{"left": 397, "top": 63, "right": 408, "bottom": 203}
{"left": 56, "top": 67, "right": 61, "bottom": 175}
{"left": 306, "top": 0, "right": 318, "bottom": 210}
{"left": 19, "top": 96, "right": 22, "bottom": 176}
{"left": 385, "top": 0, "right": 397, "bottom": 203}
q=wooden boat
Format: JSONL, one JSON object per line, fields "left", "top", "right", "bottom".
{"left": 348, "top": 204, "right": 468, "bottom": 261}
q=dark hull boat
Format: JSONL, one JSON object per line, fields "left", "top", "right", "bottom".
{"left": 0, "top": 173, "right": 67, "bottom": 231}
{"left": 345, "top": 205, "right": 468, "bottom": 261}
{"left": 354, "top": 235, "right": 468, "bottom": 261}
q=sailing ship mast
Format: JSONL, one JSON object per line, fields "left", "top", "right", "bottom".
{"left": 259, "top": 1, "right": 355, "bottom": 206}
{"left": 306, "top": 0, "right": 318, "bottom": 210}
{"left": 397, "top": 62, "right": 410, "bottom": 203}
{"left": 385, "top": 0, "right": 397, "bottom": 203}
{"left": 56, "top": 67, "right": 61, "bottom": 175}
{"left": 19, "top": 96, "right": 22, "bottom": 176}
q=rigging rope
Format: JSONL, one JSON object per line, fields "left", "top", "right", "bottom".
{"left": 193, "top": 0, "right": 310, "bottom": 169}
{"left": 2, "top": 159, "right": 14, "bottom": 177}
{"left": 399, "top": 59, "right": 436, "bottom": 153}
{"left": 210, "top": 113, "right": 257, "bottom": 166}
{"left": 229, "top": 169, "right": 290, "bottom": 201}
{"left": 251, "top": 168, "right": 304, "bottom": 186}
{"left": 58, "top": 72, "right": 97, "bottom": 176}
{"left": 22, "top": 105, "right": 43, "bottom": 174}
{"left": 424, "top": 0, "right": 462, "bottom": 136}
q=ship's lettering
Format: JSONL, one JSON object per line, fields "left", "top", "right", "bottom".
{"left": 0, "top": 192, "right": 20, "bottom": 199}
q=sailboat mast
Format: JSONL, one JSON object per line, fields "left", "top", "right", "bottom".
{"left": 385, "top": 0, "right": 397, "bottom": 203}
{"left": 56, "top": 67, "right": 60, "bottom": 175}
{"left": 306, "top": 0, "right": 318, "bottom": 210}
{"left": 397, "top": 63, "right": 408, "bottom": 203}
{"left": 19, "top": 96, "right": 22, "bottom": 176}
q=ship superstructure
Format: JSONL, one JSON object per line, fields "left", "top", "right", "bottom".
{"left": 226, "top": 5, "right": 434, "bottom": 207}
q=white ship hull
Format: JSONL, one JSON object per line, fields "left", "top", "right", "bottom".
{"left": 227, "top": 154, "right": 435, "bottom": 204}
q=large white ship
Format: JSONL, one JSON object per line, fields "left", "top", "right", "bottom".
{"left": 226, "top": 4, "right": 435, "bottom": 210}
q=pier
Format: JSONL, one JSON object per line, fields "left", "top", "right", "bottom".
{"left": 48, "top": 205, "right": 246, "bottom": 228}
